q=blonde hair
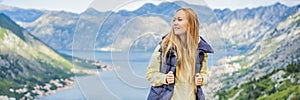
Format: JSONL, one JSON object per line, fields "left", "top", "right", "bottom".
{"left": 161, "top": 8, "right": 199, "bottom": 86}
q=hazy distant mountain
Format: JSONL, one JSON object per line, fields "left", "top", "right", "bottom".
{"left": 74, "top": 1, "right": 216, "bottom": 51}
{"left": 1, "top": 2, "right": 299, "bottom": 52}
{"left": 0, "top": 4, "right": 45, "bottom": 23}
{"left": 6, "top": 1, "right": 216, "bottom": 51}
{"left": 24, "top": 11, "right": 79, "bottom": 50}
{"left": 0, "top": 13, "right": 74, "bottom": 99}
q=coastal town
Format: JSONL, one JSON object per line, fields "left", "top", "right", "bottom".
{"left": 0, "top": 78, "right": 75, "bottom": 100}
{"left": 0, "top": 59, "right": 120, "bottom": 100}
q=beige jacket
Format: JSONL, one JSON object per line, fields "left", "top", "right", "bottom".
{"left": 146, "top": 45, "right": 208, "bottom": 100}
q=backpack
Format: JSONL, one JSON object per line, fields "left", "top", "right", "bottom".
{"left": 147, "top": 36, "right": 213, "bottom": 100}
{"left": 147, "top": 47, "right": 206, "bottom": 100}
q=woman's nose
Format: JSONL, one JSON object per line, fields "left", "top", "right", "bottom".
{"left": 173, "top": 21, "right": 178, "bottom": 26}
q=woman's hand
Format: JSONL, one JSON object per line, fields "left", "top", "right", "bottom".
{"left": 195, "top": 73, "right": 203, "bottom": 86}
{"left": 166, "top": 71, "right": 175, "bottom": 84}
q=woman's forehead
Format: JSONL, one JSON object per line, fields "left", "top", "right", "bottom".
{"left": 174, "top": 10, "right": 186, "bottom": 18}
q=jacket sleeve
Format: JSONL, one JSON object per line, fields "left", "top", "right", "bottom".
{"left": 200, "top": 53, "right": 208, "bottom": 86}
{"left": 146, "top": 45, "right": 168, "bottom": 86}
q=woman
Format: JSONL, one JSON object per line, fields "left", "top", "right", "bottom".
{"left": 146, "top": 8, "right": 214, "bottom": 100}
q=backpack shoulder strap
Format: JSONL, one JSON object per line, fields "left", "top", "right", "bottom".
{"left": 195, "top": 52, "right": 204, "bottom": 73}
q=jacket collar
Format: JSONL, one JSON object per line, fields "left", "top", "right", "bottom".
{"left": 198, "top": 37, "right": 214, "bottom": 53}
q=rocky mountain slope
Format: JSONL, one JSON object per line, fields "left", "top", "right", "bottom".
{"left": 214, "top": 3, "right": 300, "bottom": 55}
{"left": 0, "top": 13, "right": 74, "bottom": 99}
{"left": 25, "top": 11, "right": 79, "bottom": 50}
{"left": 217, "top": 62, "right": 300, "bottom": 100}
{"left": 207, "top": 7, "right": 300, "bottom": 99}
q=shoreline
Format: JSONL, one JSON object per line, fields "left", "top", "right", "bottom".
{"left": 0, "top": 77, "right": 76, "bottom": 100}
{"left": 36, "top": 77, "right": 76, "bottom": 99}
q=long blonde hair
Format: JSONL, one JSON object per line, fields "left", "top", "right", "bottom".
{"left": 161, "top": 8, "right": 199, "bottom": 85}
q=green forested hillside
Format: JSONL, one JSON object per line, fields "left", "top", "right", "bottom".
{"left": 0, "top": 13, "right": 75, "bottom": 99}
{"left": 209, "top": 8, "right": 300, "bottom": 99}
{"left": 216, "top": 62, "right": 300, "bottom": 100}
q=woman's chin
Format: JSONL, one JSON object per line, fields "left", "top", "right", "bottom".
{"left": 175, "top": 33, "right": 186, "bottom": 37}
{"left": 174, "top": 32, "right": 184, "bottom": 35}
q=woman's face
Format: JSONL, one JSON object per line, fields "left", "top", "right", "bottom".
{"left": 173, "top": 10, "right": 188, "bottom": 36}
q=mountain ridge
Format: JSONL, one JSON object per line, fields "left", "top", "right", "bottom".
{"left": 0, "top": 4, "right": 45, "bottom": 23}
{"left": 8, "top": 1, "right": 221, "bottom": 51}
{"left": 207, "top": 8, "right": 300, "bottom": 99}
{"left": 0, "top": 13, "right": 76, "bottom": 99}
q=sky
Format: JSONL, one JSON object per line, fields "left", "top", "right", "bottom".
{"left": 0, "top": 0, "right": 300, "bottom": 13}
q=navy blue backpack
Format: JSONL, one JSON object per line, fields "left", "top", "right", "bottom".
{"left": 147, "top": 37, "right": 213, "bottom": 100}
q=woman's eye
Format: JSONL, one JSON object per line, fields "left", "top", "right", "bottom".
{"left": 178, "top": 19, "right": 182, "bottom": 21}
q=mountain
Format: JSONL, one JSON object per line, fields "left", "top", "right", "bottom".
{"left": 11, "top": 1, "right": 216, "bottom": 51}
{"left": 0, "top": 4, "right": 46, "bottom": 23}
{"left": 216, "top": 62, "right": 300, "bottom": 99}
{"left": 24, "top": 11, "right": 79, "bottom": 50}
{"left": 207, "top": 6, "right": 300, "bottom": 99}
{"left": 243, "top": 8, "right": 300, "bottom": 80}
{"left": 0, "top": 13, "right": 75, "bottom": 99}
{"left": 2, "top": 2, "right": 298, "bottom": 52}
{"left": 213, "top": 3, "right": 300, "bottom": 55}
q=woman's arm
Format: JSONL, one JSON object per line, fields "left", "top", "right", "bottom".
{"left": 146, "top": 45, "right": 168, "bottom": 86}
{"left": 199, "top": 53, "right": 208, "bottom": 86}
